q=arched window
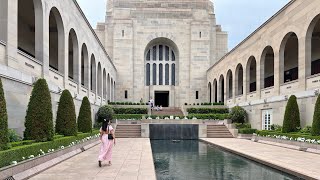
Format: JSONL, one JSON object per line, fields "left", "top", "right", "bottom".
{"left": 97, "top": 63, "right": 102, "bottom": 96}
{"left": 280, "top": 32, "right": 299, "bottom": 83}
{"left": 306, "top": 14, "right": 320, "bottom": 76}
{"left": 261, "top": 46, "right": 275, "bottom": 88}
{"left": 145, "top": 42, "right": 177, "bottom": 86}
{"left": 208, "top": 82, "right": 212, "bottom": 103}
{"left": 107, "top": 74, "right": 110, "bottom": 101}
{"left": 235, "top": 64, "right": 243, "bottom": 96}
{"left": 247, "top": 56, "right": 257, "bottom": 92}
{"left": 213, "top": 79, "right": 218, "bottom": 103}
{"left": 103, "top": 69, "right": 107, "bottom": 99}
{"left": 49, "top": 7, "right": 65, "bottom": 73}
{"left": 226, "top": 70, "right": 233, "bottom": 99}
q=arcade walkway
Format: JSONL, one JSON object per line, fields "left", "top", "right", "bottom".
{"left": 30, "top": 139, "right": 156, "bottom": 180}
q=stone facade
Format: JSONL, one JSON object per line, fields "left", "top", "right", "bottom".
{"left": 0, "top": 0, "right": 117, "bottom": 135}
{"left": 96, "top": 0, "right": 228, "bottom": 106}
{"left": 207, "top": 0, "right": 320, "bottom": 130}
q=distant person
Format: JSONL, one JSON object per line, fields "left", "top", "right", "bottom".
{"left": 140, "top": 98, "right": 143, "bottom": 104}
{"left": 98, "top": 119, "right": 116, "bottom": 167}
{"left": 150, "top": 98, "right": 154, "bottom": 109}
{"left": 159, "top": 105, "right": 163, "bottom": 111}
{"left": 156, "top": 105, "right": 160, "bottom": 111}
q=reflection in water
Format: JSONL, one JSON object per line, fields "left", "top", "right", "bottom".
{"left": 151, "top": 140, "right": 297, "bottom": 180}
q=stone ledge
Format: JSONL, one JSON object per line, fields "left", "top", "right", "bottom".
{"left": 0, "top": 138, "right": 99, "bottom": 180}
{"left": 252, "top": 135, "right": 320, "bottom": 154}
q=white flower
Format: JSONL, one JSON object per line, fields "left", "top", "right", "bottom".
{"left": 48, "top": 149, "right": 51, "bottom": 153}
{"left": 22, "top": 157, "right": 25, "bottom": 160}
{"left": 60, "top": 146, "right": 65, "bottom": 149}
{"left": 51, "top": 149, "right": 54, "bottom": 152}
{"left": 28, "top": 155, "right": 34, "bottom": 159}
{"left": 11, "top": 161, "right": 17, "bottom": 165}
{"left": 317, "top": 140, "right": 320, "bottom": 144}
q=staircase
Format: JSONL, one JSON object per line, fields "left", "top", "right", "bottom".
{"left": 207, "top": 125, "right": 234, "bottom": 138}
{"left": 151, "top": 107, "right": 184, "bottom": 117}
{"left": 115, "top": 124, "right": 141, "bottom": 138}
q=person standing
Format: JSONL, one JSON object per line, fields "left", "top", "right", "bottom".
{"left": 98, "top": 119, "right": 116, "bottom": 167}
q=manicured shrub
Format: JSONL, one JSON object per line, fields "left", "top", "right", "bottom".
{"left": 0, "top": 130, "right": 99, "bottom": 168}
{"left": 0, "top": 78, "right": 9, "bottom": 150}
{"left": 77, "top": 97, "right": 92, "bottom": 133}
{"left": 257, "top": 130, "right": 320, "bottom": 141}
{"left": 312, "top": 95, "right": 320, "bottom": 136}
{"left": 271, "top": 124, "right": 283, "bottom": 132}
{"left": 97, "top": 105, "right": 114, "bottom": 122}
{"left": 55, "top": 90, "right": 77, "bottom": 136}
{"left": 234, "top": 123, "right": 251, "bottom": 129}
{"left": 8, "top": 129, "right": 22, "bottom": 142}
{"left": 300, "top": 126, "right": 312, "bottom": 134}
{"left": 229, "top": 106, "right": 247, "bottom": 123}
{"left": 187, "top": 114, "right": 230, "bottom": 120}
{"left": 282, "top": 95, "right": 300, "bottom": 133}
{"left": 239, "top": 128, "right": 257, "bottom": 134}
{"left": 24, "top": 79, "right": 54, "bottom": 142}
{"left": 113, "top": 107, "right": 148, "bottom": 114}
{"left": 114, "top": 114, "right": 145, "bottom": 120}
{"left": 186, "top": 108, "right": 229, "bottom": 114}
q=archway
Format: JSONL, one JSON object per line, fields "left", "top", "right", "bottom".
{"left": 68, "top": 29, "right": 79, "bottom": 81}
{"left": 226, "top": 70, "right": 233, "bottom": 99}
{"left": 97, "top": 62, "right": 102, "bottom": 97}
{"left": 107, "top": 74, "right": 110, "bottom": 102}
{"left": 213, "top": 79, "right": 218, "bottom": 103}
{"left": 49, "top": 7, "right": 65, "bottom": 73}
{"left": 280, "top": 32, "right": 299, "bottom": 83}
{"left": 81, "top": 44, "right": 89, "bottom": 87}
{"left": 261, "top": 46, "right": 275, "bottom": 88}
{"left": 246, "top": 56, "right": 257, "bottom": 92}
{"left": 103, "top": 69, "right": 107, "bottom": 99}
{"left": 235, "top": 64, "right": 243, "bottom": 96}
{"left": 90, "top": 55, "right": 96, "bottom": 93}
{"left": 306, "top": 14, "right": 320, "bottom": 76}
{"left": 208, "top": 82, "right": 212, "bottom": 103}
{"left": 218, "top": 75, "right": 224, "bottom": 103}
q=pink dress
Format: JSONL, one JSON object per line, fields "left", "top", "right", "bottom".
{"left": 98, "top": 125, "right": 114, "bottom": 162}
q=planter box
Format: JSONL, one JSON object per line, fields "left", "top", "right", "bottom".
{"left": 252, "top": 135, "right": 320, "bottom": 153}
{"left": 0, "top": 137, "right": 99, "bottom": 180}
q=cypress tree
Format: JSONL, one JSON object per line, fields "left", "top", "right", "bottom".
{"left": 77, "top": 96, "right": 92, "bottom": 133}
{"left": 0, "top": 78, "right": 9, "bottom": 150}
{"left": 24, "top": 79, "right": 54, "bottom": 141}
{"left": 311, "top": 95, "right": 320, "bottom": 136}
{"left": 55, "top": 90, "right": 77, "bottom": 136}
{"left": 282, "top": 95, "right": 300, "bottom": 133}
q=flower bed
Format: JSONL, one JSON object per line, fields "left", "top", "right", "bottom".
{"left": 186, "top": 108, "right": 229, "bottom": 114}
{"left": 113, "top": 114, "right": 230, "bottom": 120}
{"left": 256, "top": 131, "right": 320, "bottom": 144}
{"left": 0, "top": 130, "right": 99, "bottom": 168}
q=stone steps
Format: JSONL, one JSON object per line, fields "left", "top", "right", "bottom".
{"left": 207, "top": 125, "right": 233, "bottom": 138}
{"left": 115, "top": 124, "right": 141, "bottom": 138}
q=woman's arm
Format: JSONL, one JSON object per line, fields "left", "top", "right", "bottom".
{"left": 112, "top": 129, "right": 116, "bottom": 145}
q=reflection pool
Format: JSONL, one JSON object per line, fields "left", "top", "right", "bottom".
{"left": 151, "top": 140, "right": 298, "bottom": 180}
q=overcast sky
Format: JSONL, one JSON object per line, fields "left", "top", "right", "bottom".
{"left": 76, "top": 0, "right": 290, "bottom": 50}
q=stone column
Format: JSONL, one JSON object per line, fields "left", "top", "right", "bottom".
{"left": 274, "top": 50, "right": 281, "bottom": 95}
{"left": 256, "top": 60, "right": 261, "bottom": 99}
{"left": 76, "top": 46, "right": 81, "bottom": 94}
{"left": 4, "top": 0, "right": 18, "bottom": 68}
{"left": 298, "top": 36, "right": 307, "bottom": 91}
{"left": 243, "top": 66, "right": 247, "bottom": 101}
{"left": 169, "top": 63, "right": 171, "bottom": 86}
{"left": 232, "top": 73, "right": 236, "bottom": 104}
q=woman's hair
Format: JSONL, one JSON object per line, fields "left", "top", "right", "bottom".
{"left": 101, "top": 119, "right": 111, "bottom": 131}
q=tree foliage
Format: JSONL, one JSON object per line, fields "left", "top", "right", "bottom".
{"left": 0, "top": 78, "right": 9, "bottom": 150}
{"left": 24, "top": 79, "right": 54, "bottom": 142}
{"left": 229, "top": 106, "right": 246, "bottom": 123}
{"left": 312, "top": 95, "right": 320, "bottom": 136}
{"left": 282, "top": 95, "right": 300, "bottom": 133}
{"left": 97, "top": 105, "right": 114, "bottom": 123}
{"left": 77, "top": 97, "right": 92, "bottom": 133}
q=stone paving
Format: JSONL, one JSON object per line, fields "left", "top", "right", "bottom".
{"left": 30, "top": 138, "right": 156, "bottom": 180}
{"left": 201, "top": 138, "right": 320, "bottom": 179}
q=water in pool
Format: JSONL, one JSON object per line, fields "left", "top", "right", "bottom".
{"left": 151, "top": 140, "right": 298, "bottom": 180}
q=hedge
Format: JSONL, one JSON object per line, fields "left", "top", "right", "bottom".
{"left": 114, "top": 114, "right": 146, "bottom": 120}
{"left": 234, "top": 123, "right": 251, "bottom": 129}
{"left": 113, "top": 107, "right": 148, "bottom": 114}
{"left": 257, "top": 130, "right": 320, "bottom": 141}
{"left": 229, "top": 106, "right": 247, "bottom": 124}
{"left": 77, "top": 97, "right": 92, "bottom": 133}
{"left": 312, "top": 95, "right": 320, "bottom": 136}
{"left": 187, "top": 114, "right": 230, "bottom": 120}
{"left": 282, "top": 95, "right": 300, "bottom": 133}
{"left": 109, "top": 102, "right": 146, "bottom": 105}
{"left": 239, "top": 128, "right": 257, "bottom": 134}
{"left": 55, "top": 90, "right": 77, "bottom": 136}
{"left": 186, "top": 108, "right": 229, "bottom": 114}
{"left": 0, "top": 78, "right": 9, "bottom": 150}
{"left": 24, "top": 79, "right": 54, "bottom": 142}
{"left": 0, "top": 130, "right": 99, "bottom": 168}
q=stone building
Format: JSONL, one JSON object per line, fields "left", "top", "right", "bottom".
{"left": 207, "top": 0, "right": 320, "bottom": 130}
{"left": 0, "top": 0, "right": 117, "bottom": 135}
{"left": 95, "top": 0, "right": 228, "bottom": 107}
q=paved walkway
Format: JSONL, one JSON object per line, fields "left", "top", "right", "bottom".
{"left": 201, "top": 138, "right": 320, "bottom": 179}
{"left": 30, "top": 139, "right": 156, "bottom": 180}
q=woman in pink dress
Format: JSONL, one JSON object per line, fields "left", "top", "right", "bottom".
{"left": 98, "top": 119, "right": 116, "bottom": 167}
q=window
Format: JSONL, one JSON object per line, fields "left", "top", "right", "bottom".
{"left": 125, "top": 90, "right": 128, "bottom": 99}
{"left": 196, "top": 91, "right": 199, "bottom": 99}
{"left": 159, "top": 45, "right": 163, "bottom": 61}
{"left": 165, "top": 46, "right": 169, "bottom": 60}
{"left": 146, "top": 63, "right": 150, "bottom": 86}
{"left": 122, "top": 30, "right": 124, "bottom": 37}
{"left": 199, "top": 32, "right": 202, "bottom": 38}
{"left": 172, "top": 64, "right": 175, "bottom": 86}
{"left": 262, "top": 110, "right": 272, "bottom": 130}
{"left": 159, "top": 64, "right": 163, "bottom": 85}
{"left": 146, "top": 50, "right": 150, "bottom": 61}
{"left": 153, "top": 46, "right": 157, "bottom": 61}
{"left": 165, "top": 64, "right": 169, "bottom": 85}
{"left": 153, "top": 63, "right": 157, "bottom": 85}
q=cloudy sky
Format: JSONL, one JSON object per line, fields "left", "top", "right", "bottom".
{"left": 76, "top": 0, "right": 290, "bottom": 50}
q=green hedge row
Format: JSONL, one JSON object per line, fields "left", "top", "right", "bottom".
{"left": 109, "top": 102, "right": 146, "bottom": 105}
{"left": 234, "top": 123, "right": 251, "bottom": 129}
{"left": 257, "top": 130, "right": 320, "bottom": 141}
{"left": 113, "top": 108, "right": 148, "bottom": 114}
{"left": 0, "top": 130, "right": 99, "bottom": 168}
{"left": 186, "top": 108, "right": 229, "bottom": 114}
{"left": 113, "top": 114, "right": 230, "bottom": 120}
{"left": 239, "top": 128, "right": 257, "bottom": 134}
{"left": 114, "top": 114, "right": 146, "bottom": 120}
{"left": 184, "top": 102, "right": 224, "bottom": 106}
{"left": 187, "top": 114, "right": 230, "bottom": 120}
